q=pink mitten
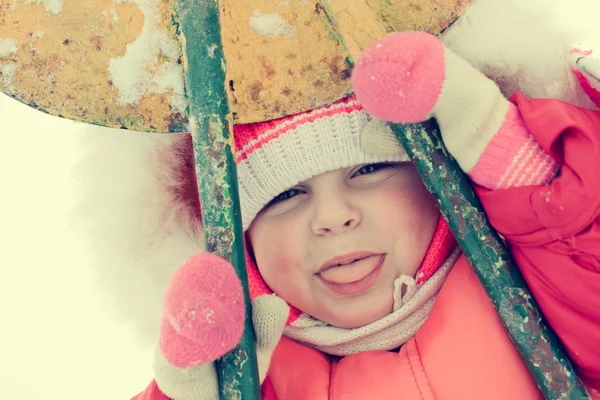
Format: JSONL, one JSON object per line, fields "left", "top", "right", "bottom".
{"left": 353, "top": 31, "right": 558, "bottom": 189}
{"left": 159, "top": 252, "right": 245, "bottom": 368}
{"left": 153, "top": 253, "right": 289, "bottom": 400}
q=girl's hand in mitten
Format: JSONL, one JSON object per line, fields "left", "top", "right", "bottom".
{"left": 153, "top": 253, "right": 289, "bottom": 400}
{"left": 352, "top": 31, "right": 557, "bottom": 189}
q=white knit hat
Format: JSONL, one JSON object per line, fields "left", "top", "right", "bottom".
{"left": 233, "top": 95, "right": 410, "bottom": 229}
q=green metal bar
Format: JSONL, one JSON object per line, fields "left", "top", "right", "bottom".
{"left": 176, "top": 0, "right": 261, "bottom": 399}
{"left": 390, "top": 120, "right": 590, "bottom": 399}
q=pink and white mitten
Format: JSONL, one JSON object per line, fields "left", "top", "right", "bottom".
{"left": 153, "top": 253, "right": 288, "bottom": 400}
{"left": 352, "top": 31, "right": 558, "bottom": 190}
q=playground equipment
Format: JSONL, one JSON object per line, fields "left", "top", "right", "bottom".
{"left": 0, "top": 1, "right": 591, "bottom": 398}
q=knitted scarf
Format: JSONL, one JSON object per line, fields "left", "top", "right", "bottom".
{"left": 284, "top": 217, "right": 459, "bottom": 356}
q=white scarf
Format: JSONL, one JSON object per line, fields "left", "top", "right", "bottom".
{"left": 284, "top": 248, "right": 461, "bottom": 356}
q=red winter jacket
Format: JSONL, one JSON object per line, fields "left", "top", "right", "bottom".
{"left": 133, "top": 94, "right": 600, "bottom": 399}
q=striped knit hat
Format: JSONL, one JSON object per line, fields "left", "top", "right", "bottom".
{"left": 233, "top": 95, "right": 410, "bottom": 230}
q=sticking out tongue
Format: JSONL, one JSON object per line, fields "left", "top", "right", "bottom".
{"left": 319, "top": 255, "right": 381, "bottom": 284}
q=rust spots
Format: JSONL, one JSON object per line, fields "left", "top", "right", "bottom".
{"left": 329, "top": 58, "right": 339, "bottom": 76}
{"left": 285, "top": 53, "right": 297, "bottom": 60}
{"left": 281, "top": 87, "right": 292, "bottom": 96}
{"left": 317, "top": 55, "right": 351, "bottom": 81}
{"left": 89, "top": 33, "right": 104, "bottom": 51}
{"left": 314, "top": 79, "right": 323, "bottom": 87}
{"left": 314, "top": 3, "right": 325, "bottom": 16}
{"left": 409, "top": 3, "right": 423, "bottom": 12}
{"left": 259, "top": 56, "right": 275, "bottom": 79}
{"left": 249, "top": 82, "right": 263, "bottom": 101}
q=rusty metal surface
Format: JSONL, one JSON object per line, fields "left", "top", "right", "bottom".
{"left": 320, "top": 0, "right": 471, "bottom": 59}
{"left": 221, "top": 0, "right": 353, "bottom": 123}
{"left": 0, "top": 0, "right": 353, "bottom": 129}
{"left": 0, "top": 1, "right": 471, "bottom": 130}
{"left": 0, "top": 0, "right": 188, "bottom": 132}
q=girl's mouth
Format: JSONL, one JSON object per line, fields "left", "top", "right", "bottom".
{"left": 317, "top": 254, "right": 385, "bottom": 296}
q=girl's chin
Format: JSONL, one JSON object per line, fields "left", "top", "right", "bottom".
{"left": 321, "top": 302, "right": 394, "bottom": 329}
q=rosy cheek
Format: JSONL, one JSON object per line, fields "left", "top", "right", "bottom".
{"left": 382, "top": 185, "right": 437, "bottom": 235}
{"left": 251, "top": 217, "right": 306, "bottom": 296}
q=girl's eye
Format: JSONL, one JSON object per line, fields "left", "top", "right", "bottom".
{"left": 352, "top": 163, "right": 394, "bottom": 177}
{"left": 265, "top": 188, "right": 303, "bottom": 209}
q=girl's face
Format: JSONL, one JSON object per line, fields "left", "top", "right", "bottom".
{"left": 247, "top": 162, "right": 439, "bottom": 328}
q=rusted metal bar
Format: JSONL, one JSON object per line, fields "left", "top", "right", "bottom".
{"left": 390, "top": 120, "right": 590, "bottom": 400}
{"left": 176, "top": 0, "right": 261, "bottom": 399}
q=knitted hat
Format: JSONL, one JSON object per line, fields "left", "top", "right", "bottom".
{"left": 233, "top": 95, "right": 409, "bottom": 230}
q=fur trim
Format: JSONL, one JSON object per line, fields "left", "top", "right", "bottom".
{"left": 71, "top": 127, "right": 202, "bottom": 344}
{"left": 442, "top": 0, "right": 596, "bottom": 109}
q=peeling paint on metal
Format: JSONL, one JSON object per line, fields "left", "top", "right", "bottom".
{"left": 177, "top": 1, "right": 260, "bottom": 396}
{"left": 207, "top": 43, "right": 218, "bottom": 58}
{"left": 194, "top": 114, "right": 236, "bottom": 254}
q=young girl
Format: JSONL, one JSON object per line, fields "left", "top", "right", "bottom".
{"left": 132, "top": 31, "right": 600, "bottom": 399}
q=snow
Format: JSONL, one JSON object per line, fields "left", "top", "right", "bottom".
{"left": 107, "top": 0, "right": 186, "bottom": 113}
{"left": 0, "top": 94, "right": 153, "bottom": 399}
{"left": 249, "top": 9, "right": 296, "bottom": 39}
{"left": 0, "top": 38, "right": 18, "bottom": 57}
{"left": 25, "top": 0, "right": 63, "bottom": 14}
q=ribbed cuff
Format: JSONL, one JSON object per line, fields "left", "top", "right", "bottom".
{"left": 153, "top": 346, "right": 219, "bottom": 400}
{"left": 468, "top": 104, "right": 558, "bottom": 189}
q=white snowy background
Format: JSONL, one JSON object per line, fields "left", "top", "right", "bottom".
{"left": 0, "top": 95, "right": 153, "bottom": 398}
{"left": 0, "top": 1, "right": 599, "bottom": 399}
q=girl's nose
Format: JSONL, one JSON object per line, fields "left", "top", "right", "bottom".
{"left": 310, "top": 192, "right": 361, "bottom": 236}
